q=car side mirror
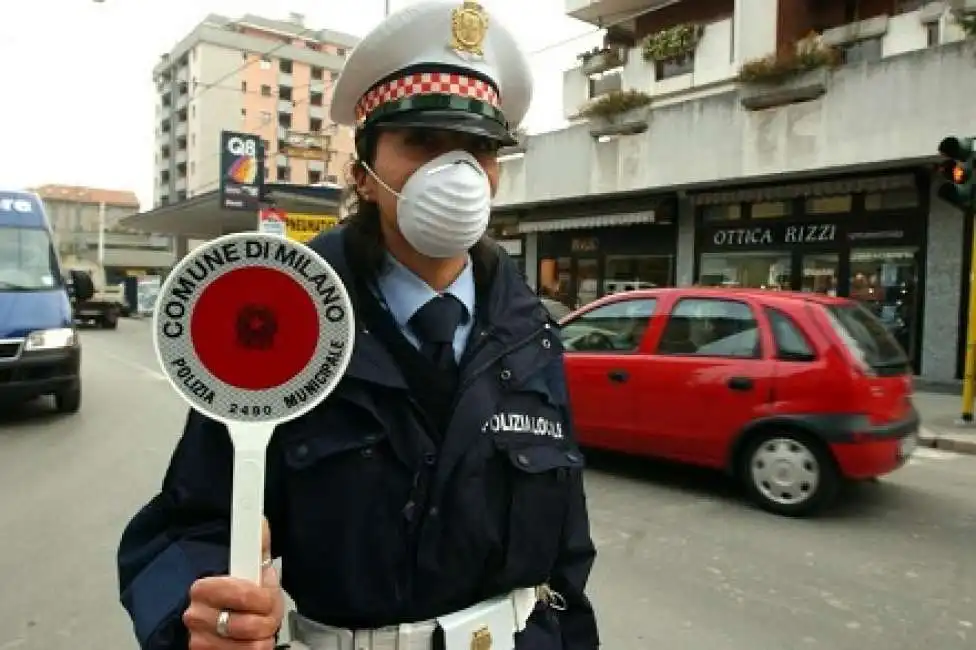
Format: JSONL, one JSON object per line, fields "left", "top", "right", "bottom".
{"left": 68, "top": 270, "right": 95, "bottom": 302}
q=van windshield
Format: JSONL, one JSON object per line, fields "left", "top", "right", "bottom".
{"left": 0, "top": 226, "right": 62, "bottom": 292}
{"left": 823, "top": 302, "right": 909, "bottom": 373}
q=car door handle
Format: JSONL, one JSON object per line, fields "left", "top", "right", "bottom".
{"left": 608, "top": 370, "right": 629, "bottom": 383}
{"left": 727, "top": 376, "right": 754, "bottom": 391}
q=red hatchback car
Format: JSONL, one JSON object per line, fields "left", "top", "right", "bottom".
{"left": 558, "top": 287, "right": 919, "bottom": 516}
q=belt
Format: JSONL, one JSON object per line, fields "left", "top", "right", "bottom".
{"left": 288, "top": 586, "right": 548, "bottom": 650}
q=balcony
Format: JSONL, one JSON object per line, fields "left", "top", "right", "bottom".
{"left": 279, "top": 72, "right": 294, "bottom": 87}
{"left": 309, "top": 105, "right": 325, "bottom": 120}
{"left": 278, "top": 99, "right": 294, "bottom": 113}
{"left": 495, "top": 39, "right": 976, "bottom": 207}
{"left": 566, "top": 0, "right": 675, "bottom": 28}
{"left": 564, "top": 17, "right": 736, "bottom": 120}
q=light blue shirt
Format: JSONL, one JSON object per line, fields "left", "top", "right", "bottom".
{"left": 375, "top": 253, "right": 476, "bottom": 363}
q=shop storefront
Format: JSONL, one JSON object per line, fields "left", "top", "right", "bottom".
{"left": 692, "top": 171, "right": 927, "bottom": 371}
{"left": 523, "top": 197, "right": 678, "bottom": 310}
{"left": 487, "top": 213, "right": 525, "bottom": 277}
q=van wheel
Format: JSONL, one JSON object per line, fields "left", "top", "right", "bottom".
{"left": 54, "top": 385, "right": 82, "bottom": 414}
{"left": 101, "top": 310, "right": 119, "bottom": 329}
{"left": 739, "top": 430, "right": 840, "bottom": 517}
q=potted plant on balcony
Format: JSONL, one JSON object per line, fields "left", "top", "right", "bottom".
{"left": 574, "top": 89, "right": 652, "bottom": 138}
{"left": 578, "top": 45, "right": 627, "bottom": 76}
{"left": 737, "top": 32, "right": 840, "bottom": 111}
{"left": 641, "top": 23, "right": 703, "bottom": 64}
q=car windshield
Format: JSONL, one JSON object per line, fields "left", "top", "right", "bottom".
{"left": 823, "top": 302, "right": 908, "bottom": 370}
{"left": 0, "top": 226, "right": 61, "bottom": 291}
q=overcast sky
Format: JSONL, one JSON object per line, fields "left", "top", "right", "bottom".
{"left": 0, "top": 0, "right": 600, "bottom": 208}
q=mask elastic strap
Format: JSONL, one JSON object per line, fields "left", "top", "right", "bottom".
{"left": 360, "top": 161, "right": 404, "bottom": 201}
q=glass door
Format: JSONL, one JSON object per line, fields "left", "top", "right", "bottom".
{"left": 848, "top": 248, "right": 919, "bottom": 363}
{"left": 574, "top": 257, "right": 600, "bottom": 309}
{"left": 801, "top": 253, "right": 839, "bottom": 296}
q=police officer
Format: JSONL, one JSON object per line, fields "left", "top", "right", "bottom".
{"left": 116, "top": 2, "right": 600, "bottom": 649}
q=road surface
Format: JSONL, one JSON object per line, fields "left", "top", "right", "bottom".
{"left": 0, "top": 320, "right": 972, "bottom": 650}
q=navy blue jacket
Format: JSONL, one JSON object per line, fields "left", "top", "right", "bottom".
{"left": 116, "top": 227, "right": 600, "bottom": 650}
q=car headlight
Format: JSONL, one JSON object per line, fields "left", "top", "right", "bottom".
{"left": 24, "top": 328, "right": 77, "bottom": 351}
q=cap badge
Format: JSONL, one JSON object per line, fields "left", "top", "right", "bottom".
{"left": 450, "top": 0, "right": 489, "bottom": 57}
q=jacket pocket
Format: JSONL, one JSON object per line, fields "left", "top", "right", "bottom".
{"left": 497, "top": 438, "right": 585, "bottom": 581}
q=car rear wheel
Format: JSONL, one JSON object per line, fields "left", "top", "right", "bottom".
{"left": 740, "top": 430, "right": 840, "bottom": 517}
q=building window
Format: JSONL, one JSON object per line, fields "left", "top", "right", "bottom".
{"left": 261, "top": 84, "right": 272, "bottom": 96}
{"left": 701, "top": 203, "right": 742, "bottom": 223}
{"left": 587, "top": 70, "right": 622, "bottom": 98}
{"left": 864, "top": 188, "right": 919, "bottom": 211}
{"left": 655, "top": 57, "right": 694, "bottom": 80}
{"left": 336, "top": 47, "right": 347, "bottom": 56}
{"left": 926, "top": 22, "right": 940, "bottom": 47}
{"left": 277, "top": 166, "right": 290, "bottom": 182}
{"left": 308, "top": 170, "right": 322, "bottom": 184}
{"left": 280, "top": 86, "right": 293, "bottom": 101}
{"left": 280, "top": 59, "right": 293, "bottom": 73}
{"left": 805, "top": 194, "right": 852, "bottom": 215}
{"left": 657, "top": 298, "right": 760, "bottom": 358}
{"left": 241, "top": 81, "right": 247, "bottom": 92}
{"left": 279, "top": 113, "right": 292, "bottom": 128}
{"left": 840, "top": 37, "right": 882, "bottom": 64}
{"left": 309, "top": 118, "right": 323, "bottom": 132}
{"left": 259, "top": 57, "right": 272, "bottom": 70}
{"left": 326, "top": 174, "right": 339, "bottom": 184}
{"left": 310, "top": 92, "right": 324, "bottom": 106}
{"left": 750, "top": 201, "right": 791, "bottom": 219}
{"left": 240, "top": 108, "right": 246, "bottom": 117}
{"left": 311, "top": 66, "right": 323, "bottom": 80}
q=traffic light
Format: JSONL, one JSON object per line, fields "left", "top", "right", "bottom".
{"left": 936, "top": 136, "right": 975, "bottom": 211}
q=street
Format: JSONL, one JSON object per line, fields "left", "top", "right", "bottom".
{"left": 0, "top": 321, "right": 973, "bottom": 650}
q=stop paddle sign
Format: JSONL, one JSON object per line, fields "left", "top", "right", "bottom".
{"left": 153, "top": 232, "right": 355, "bottom": 583}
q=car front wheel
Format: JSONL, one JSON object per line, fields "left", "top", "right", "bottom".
{"left": 740, "top": 431, "right": 840, "bottom": 517}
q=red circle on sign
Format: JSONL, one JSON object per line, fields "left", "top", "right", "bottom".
{"left": 190, "top": 267, "right": 319, "bottom": 390}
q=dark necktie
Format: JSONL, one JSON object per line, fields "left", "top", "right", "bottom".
{"left": 409, "top": 294, "right": 465, "bottom": 374}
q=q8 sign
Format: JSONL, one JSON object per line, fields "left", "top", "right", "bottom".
{"left": 152, "top": 233, "right": 355, "bottom": 582}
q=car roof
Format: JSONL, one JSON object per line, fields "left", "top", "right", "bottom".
{"left": 578, "top": 287, "right": 854, "bottom": 311}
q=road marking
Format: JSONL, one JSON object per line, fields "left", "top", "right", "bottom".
{"left": 97, "top": 350, "right": 167, "bottom": 381}
{"left": 909, "top": 446, "right": 960, "bottom": 462}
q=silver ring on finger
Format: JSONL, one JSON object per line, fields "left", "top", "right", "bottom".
{"left": 216, "top": 609, "right": 232, "bottom": 638}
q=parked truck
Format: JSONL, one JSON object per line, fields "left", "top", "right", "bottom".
{"left": 61, "top": 260, "right": 123, "bottom": 329}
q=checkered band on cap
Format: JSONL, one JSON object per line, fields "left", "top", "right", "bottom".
{"left": 354, "top": 71, "right": 500, "bottom": 124}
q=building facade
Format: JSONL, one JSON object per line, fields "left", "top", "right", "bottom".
{"left": 33, "top": 184, "right": 176, "bottom": 282}
{"left": 492, "top": 0, "right": 976, "bottom": 382}
{"left": 152, "top": 13, "right": 359, "bottom": 208}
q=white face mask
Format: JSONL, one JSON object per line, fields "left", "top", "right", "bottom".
{"left": 363, "top": 150, "right": 492, "bottom": 258}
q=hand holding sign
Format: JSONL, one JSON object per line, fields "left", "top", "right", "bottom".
{"left": 153, "top": 233, "right": 355, "bottom": 583}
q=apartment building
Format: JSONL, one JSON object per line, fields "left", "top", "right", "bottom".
{"left": 153, "top": 13, "right": 359, "bottom": 208}
{"left": 490, "top": 0, "right": 976, "bottom": 382}
{"left": 32, "top": 184, "right": 176, "bottom": 282}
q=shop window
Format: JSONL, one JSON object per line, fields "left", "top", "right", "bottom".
{"left": 849, "top": 248, "right": 919, "bottom": 363}
{"left": 658, "top": 298, "right": 760, "bottom": 358}
{"left": 805, "top": 194, "right": 852, "bottom": 215}
{"left": 765, "top": 307, "right": 816, "bottom": 361}
{"left": 701, "top": 203, "right": 742, "bottom": 223}
{"left": 749, "top": 201, "right": 790, "bottom": 219}
{"left": 560, "top": 298, "right": 657, "bottom": 353}
{"left": 603, "top": 255, "right": 672, "bottom": 294}
{"left": 699, "top": 252, "right": 791, "bottom": 290}
{"left": 864, "top": 188, "right": 919, "bottom": 211}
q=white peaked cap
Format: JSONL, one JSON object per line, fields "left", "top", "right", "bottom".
{"left": 330, "top": 0, "right": 533, "bottom": 143}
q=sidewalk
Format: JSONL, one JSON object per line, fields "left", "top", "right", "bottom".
{"left": 914, "top": 391, "right": 976, "bottom": 455}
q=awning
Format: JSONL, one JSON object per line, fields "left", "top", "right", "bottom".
{"left": 517, "top": 211, "right": 658, "bottom": 234}
{"left": 120, "top": 184, "right": 343, "bottom": 238}
{"left": 689, "top": 174, "right": 916, "bottom": 205}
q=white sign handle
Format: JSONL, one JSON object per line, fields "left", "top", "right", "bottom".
{"left": 227, "top": 422, "right": 275, "bottom": 584}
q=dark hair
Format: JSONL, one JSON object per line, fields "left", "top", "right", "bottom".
{"left": 343, "top": 126, "right": 498, "bottom": 280}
